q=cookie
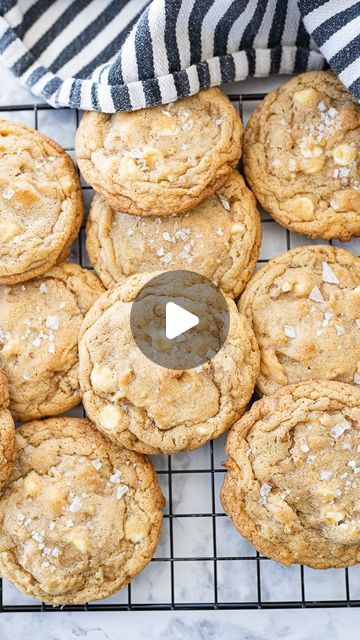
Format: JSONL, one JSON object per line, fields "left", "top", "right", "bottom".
{"left": 239, "top": 245, "right": 360, "bottom": 396}
{"left": 78, "top": 272, "right": 260, "bottom": 454}
{"left": 0, "top": 263, "right": 104, "bottom": 421}
{"left": 221, "top": 381, "right": 360, "bottom": 568}
{"left": 86, "top": 171, "right": 261, "bottom": 297}
{"left": 0, "top": 119, "right": 84, "bottom": 284}
{"left": 75, "top": 88, "right": 242, "bottom": 216}
{"left": 0, "top": 417, "right": 164, "bottom": 604}
{"left": 0, "top": 370, "right": 16, "bottom": 489}
{"left": 243, "top": 71, "right": 360, "bottom": 241}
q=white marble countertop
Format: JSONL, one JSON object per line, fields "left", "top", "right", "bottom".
{"left": 0, "top": 62, "right": 360, "bottom": 639}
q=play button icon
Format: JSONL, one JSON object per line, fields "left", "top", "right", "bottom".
{"left": 165, "top": 302, "right": 199, "bottom": 340}
{"left": 130, "top": 270, "right": 230, "bottom": 370}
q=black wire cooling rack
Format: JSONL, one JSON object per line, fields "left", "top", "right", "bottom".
{"left": 0, "top": 94, "right": 359, "bottom": 612}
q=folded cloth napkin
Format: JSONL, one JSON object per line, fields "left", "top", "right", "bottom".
{"left": 0, "top": 0, "right": 358, "bottom": 112}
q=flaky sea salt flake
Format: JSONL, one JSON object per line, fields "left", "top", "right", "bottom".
{"left": 258, "top": 483, "right": 272, "bottom": 505}
{"left": 2, "top": 187, "right": 14, "bottom": 200}
{"left": 46, "top": 315, "right": 60, "bottom": 331}
{"left": 68, "top": 496, "right": 82, "bottom": 513}
{"left": 109, "top": 469, "right": 122, "bottom": 484}
{"left": 320, "top": 470, "right": 331, "bottom": 480}
{"left": 322, "top": 262, "right": 339, "bottom": 285}
{"left": 284, "top": 324, "right": 296, "bottom": 338}
{"left": 309, "top": 286, "right": 324, "bottom": 303}
{"left": 160, "top": 251, "right": 173, "bottom": 264}
{"left": 116, "top": 484, "right": 129, "bottom": 500}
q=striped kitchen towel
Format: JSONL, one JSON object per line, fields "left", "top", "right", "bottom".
{"left": 0, "top": 0, "right": 359, "bottom": 112}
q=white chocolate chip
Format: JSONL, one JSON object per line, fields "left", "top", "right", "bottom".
{"left": 99, "top": 405, "right": 122, "bottom": 431}
{"left": 288, "top": 196, "right": 314, "bottom": 221}
{"left": 231, "top": 223, "right": 245, "bottom": 234}
{"left": 0, "top": 222, "right": 21, "bottom": 242}
{"left": 293, "top": 88, "right": 319, "bottom": 107}
{"left": 91, "top": 365, "right": 116, "bottom": 394}
{"left": 125, "top": 516, "right": 147, "bottom": 542}
{"left": 332, "top": 143, "right": 357, "bottom": 166}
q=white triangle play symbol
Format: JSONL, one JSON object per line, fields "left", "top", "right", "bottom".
{"left": 165, "top": 302, "right": 199, "bottom": 340}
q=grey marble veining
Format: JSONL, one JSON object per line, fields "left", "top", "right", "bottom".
{"left": 0, "top": 609, "right": 360, "bottom": 640}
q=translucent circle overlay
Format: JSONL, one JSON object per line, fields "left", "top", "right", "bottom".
{"left": 130, "top": 271, "right": 230, "bottom": 370}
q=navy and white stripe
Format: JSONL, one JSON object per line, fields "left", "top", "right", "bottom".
{"left": 0, "top": 0, "right": 358, "bottom": 112}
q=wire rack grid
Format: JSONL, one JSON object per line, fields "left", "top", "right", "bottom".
{"left": 0, "top": 94, "right": 360, "bottom": 613}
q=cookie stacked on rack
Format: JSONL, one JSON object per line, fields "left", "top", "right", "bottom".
{"left": 74, "top": 87, "right": 261, "bottom": 455}
{"left": 76, "top": 87, "right": 261, "bottom": 297}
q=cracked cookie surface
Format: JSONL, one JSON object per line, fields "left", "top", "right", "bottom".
{"left": 221, "top": 381, "right": 360, "bottom": 568}
{"left": 75, "top": 88, "right": 242, "bottom": 216}
{"left": 0, "top": 263, "right": 104, "bottom": 421}
{"left": 0, "top": 417, "right": 164, "bottom": 604}
{"left": 0, "top": 370, "right": 16, "bottom": 489}
{"left": 243, "top": 71, "right": 360, "bottom": 240}
{"left": 239, "top": 245, "right": 360, "bottom": 396}
{"left": 78, "top": 272, "right": 260, "bottom": 454}
{"left": 86, "top": 170, "right": 261, "bottom": 297}
{"left": 0, "top": 119, "right": 84, "bottom": 284}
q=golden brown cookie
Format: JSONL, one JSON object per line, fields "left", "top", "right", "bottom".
{"left": 239, "top": 245, "right": 360, "bottom": 396}
{"left": 221, "top": 381, "right": 360, "bottom": 568}
{"left": 243, "top": 71, "right": 360, "bottom": 240}
{"left": 78, "top": 272, "right": 260, "bottom": 454}
{"left": 86, "top": 171, "right": 261, "bottom": 297}
{"left": 75, "top": 88, "right": 242, "bottom": 216}
{"left": 0, "top": 119, "right": 84, "bottom": 284}
{"left": 0, "top": 263, "right": 104, "bottom": 421}
{"left": 0, "top": 370, "right": 16, "bottom": 489}
{"left": 0, "top": 417, "right": 164, "bottom": 604}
